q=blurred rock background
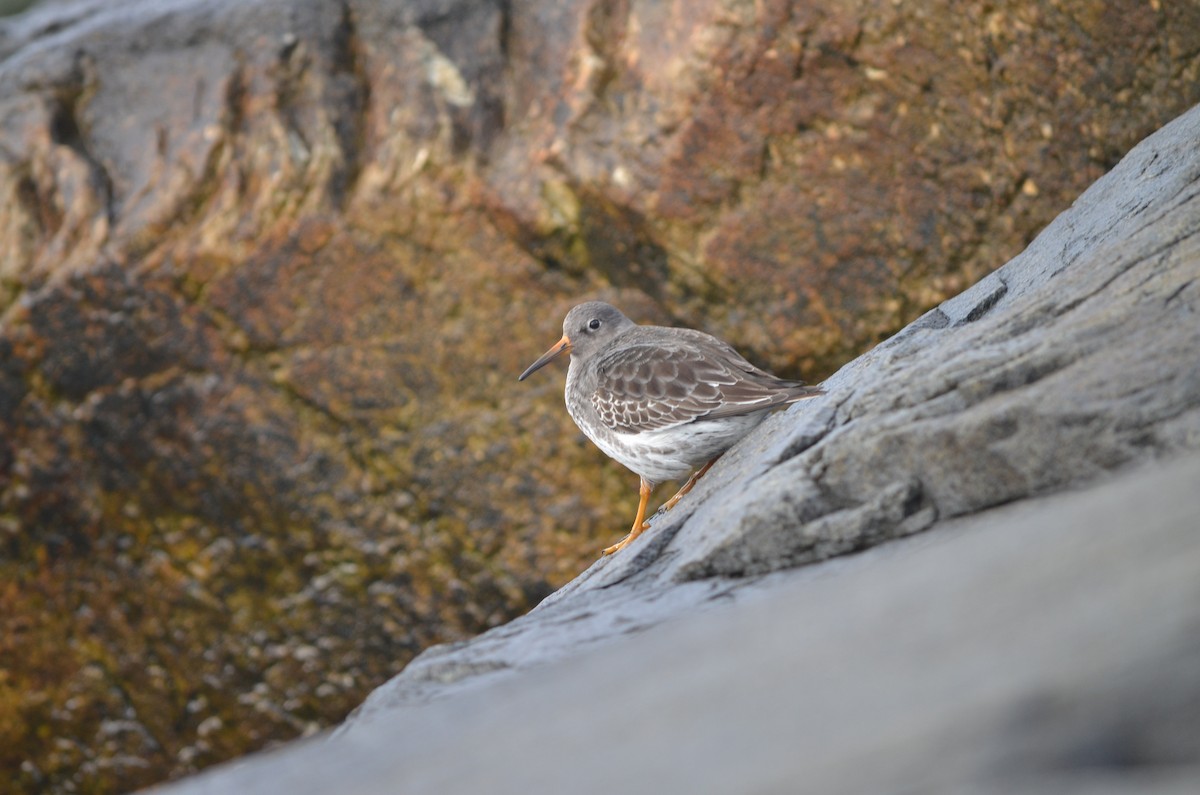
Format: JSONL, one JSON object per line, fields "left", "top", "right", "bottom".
{"left": 0, "top": 0, "right": 1197, "bottom": 792}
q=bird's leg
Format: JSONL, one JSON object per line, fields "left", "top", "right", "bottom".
{"left": 603, "top": 476, "right": 654, "bottom": 556}
{"left": 658, "top": 457, "right": 718, "bottom": 514}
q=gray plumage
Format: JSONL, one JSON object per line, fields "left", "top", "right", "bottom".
{"left": 523, "top": 301, "right": 823, "bottom": 486}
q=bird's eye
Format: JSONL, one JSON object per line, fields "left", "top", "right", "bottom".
{"left": 588, "top": 318, "right": 602, "bottom": 330}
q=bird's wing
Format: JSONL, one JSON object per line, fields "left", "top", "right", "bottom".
{"left": 589, "top": 336, "right": 810, "bottom": 434}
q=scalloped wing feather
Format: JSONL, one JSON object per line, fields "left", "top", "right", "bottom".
{"left": 590, "top": 339, "right": 815, "bottom": 434}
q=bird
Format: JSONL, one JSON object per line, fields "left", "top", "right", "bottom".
{"left": 518, "top": 301, "right": 823, "bottom": 555}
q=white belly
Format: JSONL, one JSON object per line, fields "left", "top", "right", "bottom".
{"left": 578, "top": 412, "right": 768, "bottom": 484}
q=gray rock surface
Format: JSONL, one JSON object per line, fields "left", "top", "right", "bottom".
{"left": 147, "top": 104, "right": 1200, "bottom": 793}
{"left": 157, "top": 454, "right": 1200, "bottom": 795}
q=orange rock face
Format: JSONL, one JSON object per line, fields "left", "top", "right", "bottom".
{"left": 0, "top": 0, "right": 1198, "bottom": 791}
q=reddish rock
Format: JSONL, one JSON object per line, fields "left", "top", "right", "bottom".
{"left": 0, "top": 0, "right": 1198, "bottom": 791}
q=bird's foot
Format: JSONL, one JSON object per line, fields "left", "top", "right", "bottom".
{"left": 602, "top": 520, "right": 650, "bottom": 556}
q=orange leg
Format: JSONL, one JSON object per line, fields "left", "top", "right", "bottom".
{"left": 602, "top": 458, "right": 720, "bottom": 556}
{"left": 602, "top": 476, "right": 654, "bottom": 556}
{"left": 658, "top": 458, "right": 717, "bottom": 513}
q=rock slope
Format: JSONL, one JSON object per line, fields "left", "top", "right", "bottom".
{"left": 148, "top": 99, "right": 1200, "bottom": 795}
{"left": 4, "top": 0, "right": 1199, "bottom": 789}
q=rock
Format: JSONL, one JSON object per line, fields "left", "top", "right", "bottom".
{"left": 151, "top": 454, "right": 1200, "bottom": 795}
{"left": 145, "top": 101, "right": 1200, "bottom": 794}
{"left": 2, "top": 0, "right": 1200, "bottom": 791}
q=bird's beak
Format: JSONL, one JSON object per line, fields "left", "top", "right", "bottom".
{"left": 518, "top": 334, "right": 572, "bottom": 381}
